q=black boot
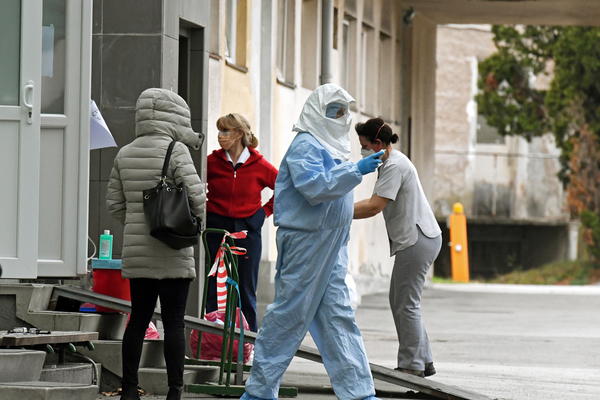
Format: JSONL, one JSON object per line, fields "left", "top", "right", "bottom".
{"left": 166, "top": 386, "right": 183, "bottom": 400}
{"left": 120, "top": 386, "right": 141, "bottom": 400}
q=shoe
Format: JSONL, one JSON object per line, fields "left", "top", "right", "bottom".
{"left": 394, "top": 367, "right": 425, "bottom": 378}
{"left": 119, "top": 387, "right": 141, "bottom": 400}
{"left": 424, "top": 362, "right": 436, "bottom": 377}
{"left": 166, "top": 386, "right": 183, "bottom": 400}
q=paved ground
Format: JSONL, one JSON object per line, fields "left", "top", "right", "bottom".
{"left": 99, "top": 283, "right": 600, "bottom": 400}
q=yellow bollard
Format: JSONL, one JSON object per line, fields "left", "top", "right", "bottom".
{"left": 448, "top": 202, "right": 470, "bottom": 282}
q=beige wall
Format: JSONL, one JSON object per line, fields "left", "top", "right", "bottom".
{"left": 205, "top": 0, "right": 441, "bottom": 303}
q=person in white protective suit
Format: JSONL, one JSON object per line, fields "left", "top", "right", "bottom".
{"left": 240, "top": 83, "right": 384, "bottom": 400}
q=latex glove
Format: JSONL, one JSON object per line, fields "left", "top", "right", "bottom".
{"left": 356, "top": 150, "right": 385, "bottom": 175}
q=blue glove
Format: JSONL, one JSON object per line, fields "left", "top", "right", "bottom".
{"left": 357, "top": 150, "right": 385, "bottom": 175}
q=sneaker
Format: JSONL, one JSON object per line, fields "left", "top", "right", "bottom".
{"left": 394, "top": 367, "right": 425, "bottom": 378}
{"left": 424, "top": 362, "right": 436, "bottom": 377}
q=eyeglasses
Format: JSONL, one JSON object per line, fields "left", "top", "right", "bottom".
{"left": 218, "top": 130, "right": 233, "bottom": 137}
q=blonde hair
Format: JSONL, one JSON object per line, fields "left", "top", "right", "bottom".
{"left": 216, "top": 113, "right": 259, "bottom": 148}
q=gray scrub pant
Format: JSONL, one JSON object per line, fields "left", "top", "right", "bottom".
{"left": 389, "top": 227, "right": 442, "bottom": 370}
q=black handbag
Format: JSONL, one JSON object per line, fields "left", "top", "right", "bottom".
{"left": 143, "top": 140, "right": 200, "bottom": 249}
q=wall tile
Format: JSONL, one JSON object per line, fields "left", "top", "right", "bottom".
{"left": 91, "top": 35, "right": 102, "bottom": 103}
{"left": 162, "top": 35, "right": 179, "bottom": 92}
{"left": 93, "top": 0, "right": 103, "bottom": 34}
{"left": 90, "top": 147, "right": 101, "bottom": 181}
{"left": 101, "top": 35, "right": 161, "bottom": 108}
{"left": 98, "top": 180, "right": 124, "bottom": 259}
{"left": 88, "top": 180, "right": 100, "bottom": 249}
{"left": 103, "top": 0, "right": 162, "bottom": 34}
{"left": 98, "top": 107, "right": 136, "bottom": 180}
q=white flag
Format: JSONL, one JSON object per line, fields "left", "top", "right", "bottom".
{"left": 90, "top": 100, "right": 117, "bottom": 150}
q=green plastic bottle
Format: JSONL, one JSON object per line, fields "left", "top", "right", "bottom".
{"left": 99, "top": 230, "right": 113, "bottom": 260}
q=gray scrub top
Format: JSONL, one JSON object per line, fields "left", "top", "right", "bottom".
{"left": 374, "top": 149, "right": 441, "bottom": 255}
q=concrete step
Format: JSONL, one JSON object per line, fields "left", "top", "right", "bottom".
{"left": 0, "top": 381, "right": 98, "bottom": 400}
{"left": 78, "top": 339, "right": 165, "bottom": 377}
{"left": 0, "top": 283, "right": 127, "bottom": 339}
{"left": 40, "top": 362, "right": 96, "bottom": 384}
{"left": 0, "top": 349, "right": 46, "bottom": 382}
{"left": 138, "top": 365, "right": 219, "bottom": 395}
{"left": 25, "top": 311, "right": 127, "bottom": 340}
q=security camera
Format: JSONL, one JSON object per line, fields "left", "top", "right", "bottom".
{"left": 403, "top": 7, "right": 416, "bottom": 25}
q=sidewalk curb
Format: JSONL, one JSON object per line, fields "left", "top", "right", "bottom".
{"left": 430, "top": 282, "right": 600, "bottom": 295}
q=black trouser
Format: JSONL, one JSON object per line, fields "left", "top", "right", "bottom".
{"left": 205, "top": 210, "right": 265, "bottom": 331}
{"left": 121, "top": 278, "right": 191, "bottom": 391}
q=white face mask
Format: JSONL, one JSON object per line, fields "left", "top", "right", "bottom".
{"left": 361, "top": 148, "right": 375, "bottom": 158}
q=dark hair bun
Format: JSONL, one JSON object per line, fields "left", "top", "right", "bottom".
{"left": 355, "top": 117, "right": 397, "bottom": 145}
{"left": 354, "top": 122, "right": 365, "bottom": 134}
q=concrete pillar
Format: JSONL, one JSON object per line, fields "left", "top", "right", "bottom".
{"left": 256, "top": 0, "right": 276, "bottom": 324}
{"left": 320, "top": 0, "right": 334, "bottom": 84}
{"left": 568, "top": 219, "right": 580, "bottom": 261}
{"left": 409, "top": 14, "right": 438, "bottom": 201}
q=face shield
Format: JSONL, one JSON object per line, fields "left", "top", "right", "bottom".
{"left": 325, "top": 102, "right": 348, "bottom": 119}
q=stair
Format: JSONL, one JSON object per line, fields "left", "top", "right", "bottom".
{"left": 0, "top": 381, "right": 97, "bottom": 400}
{"left": 79, "top": 339, "right": 220, "bottom": 394}
{"left": 41, "top": 362, "right": 97, "bottom": 384}
{"left": 139, "top": 365, "right": 219, "bottom": 395}
{"left": 0, "top": 349, "right": 46, "bottom": 382}
{"left": 0, "top": 283, "right": 127, "bottom": 339}
{"left": 0, "top": 348, "right": 99, "bottom": 400}
{"left": 0, "top": 284, "right": 221, "bottom": 396}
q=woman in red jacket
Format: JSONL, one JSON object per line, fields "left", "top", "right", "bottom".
{"left": 205, "top": 113, "right": 278, "bottom": 331}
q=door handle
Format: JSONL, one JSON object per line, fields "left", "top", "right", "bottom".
{"left": 23, "top": 80, "right": 34, "bottom": 124}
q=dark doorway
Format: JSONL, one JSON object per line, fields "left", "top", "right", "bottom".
{"left": 178, "top": 21, "right": 207, "bottom": 319}
{"left": 178, "top": 33, "right": 190, "bottom": 102}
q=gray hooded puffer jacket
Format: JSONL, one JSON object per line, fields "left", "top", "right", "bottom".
{"left": 106, "top": 88, "right": 206, "bottom": 279}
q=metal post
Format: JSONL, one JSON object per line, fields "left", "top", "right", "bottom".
{"left": 320, "top": 0, "right": 334, "bottom": 84}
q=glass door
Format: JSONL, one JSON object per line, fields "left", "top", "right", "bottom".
{"left": 0, "top": 0, "right": 43, "bottom": 279}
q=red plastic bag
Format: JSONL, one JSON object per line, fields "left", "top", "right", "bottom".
{"left": 190, "top": 308, "right": 253, "bottom": 363}
{"left": 124, "top": 314, "right": 161, "bottom": 339}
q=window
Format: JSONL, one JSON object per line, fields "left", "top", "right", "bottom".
{"left": 300, "top": 0, "right": 319, "bottom": 89}
{"left": 276, "top": 0, "right": 295, "bottom": 84}
{"left": 394, "top": 40, "right": 402, "bottom": 122}
{"left": 41, "top": 0, "right": 66, "bottom": 114}
{"left": 209, "top": 0, "right": 220, "bottom": 55}
{"left": 225, "top": 0, "right": 247, "bottom": 68}
{"left": 378, "top": 33, "right": 392, "bottom": 119}
{"left": 477, "top": 115, "right": 505, "bottom": 144}
{"left": 0, "top": 0, "right": 20, "bottom": 105}
{"left": 341, "top": 14, "right": 357, "bottom": 97}
{"left": 359, "top": 23, "right": 376, "bottom": 113}
{"left": 381, "top": 0, "right": 392, "bottom": 34}
{"left": 362, "top": 0, "right": 374, "bottom": 25}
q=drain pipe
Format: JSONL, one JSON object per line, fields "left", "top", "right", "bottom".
{"left": 320, "top": 0, "right": 334, "bottom": 84}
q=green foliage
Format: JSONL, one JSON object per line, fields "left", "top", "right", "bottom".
{"left": 479, "top": 25, "right": 600, "bottom": 265}
{"left": 580, "top": 210, "right": 600, "bottom": 266}
{"left": 488, "top": 260, "right": 598, "bottom": 285}
{"left": 477, "top": 26, "right": 600, "bottom": 179}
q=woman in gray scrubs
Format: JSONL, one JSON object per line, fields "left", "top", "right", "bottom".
{"left": 353, "top": 118, "right": 442, "bottom": 378}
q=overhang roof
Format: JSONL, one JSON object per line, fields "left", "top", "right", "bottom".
{"left": 404, "top": 0, "right": 600, "bottom": 26}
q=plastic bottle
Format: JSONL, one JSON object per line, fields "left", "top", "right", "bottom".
{"left": 98, "top": 230, "right": 113, "bottom": 260}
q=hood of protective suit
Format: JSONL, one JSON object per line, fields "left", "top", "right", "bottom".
{"left": 134, "top": 88, "right": 204, "bottom": 150}
{"left": 293, "top": 83, "right": 355, "bottom": 161}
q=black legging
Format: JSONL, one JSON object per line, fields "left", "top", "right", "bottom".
{"left": 121, "top": 278, "right": 191, "bottom": 391}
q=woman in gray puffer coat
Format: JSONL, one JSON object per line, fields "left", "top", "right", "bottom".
{"left": 106, "top": 88, "right": 206, "bottom": 400}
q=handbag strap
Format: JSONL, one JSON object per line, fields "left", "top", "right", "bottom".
{"left": 161, "top": 140, "right": 177, "bottom": 180}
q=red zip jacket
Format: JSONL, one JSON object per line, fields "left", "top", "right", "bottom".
{"left": 206, "top": 147, "right": 278, "bottom": 218}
